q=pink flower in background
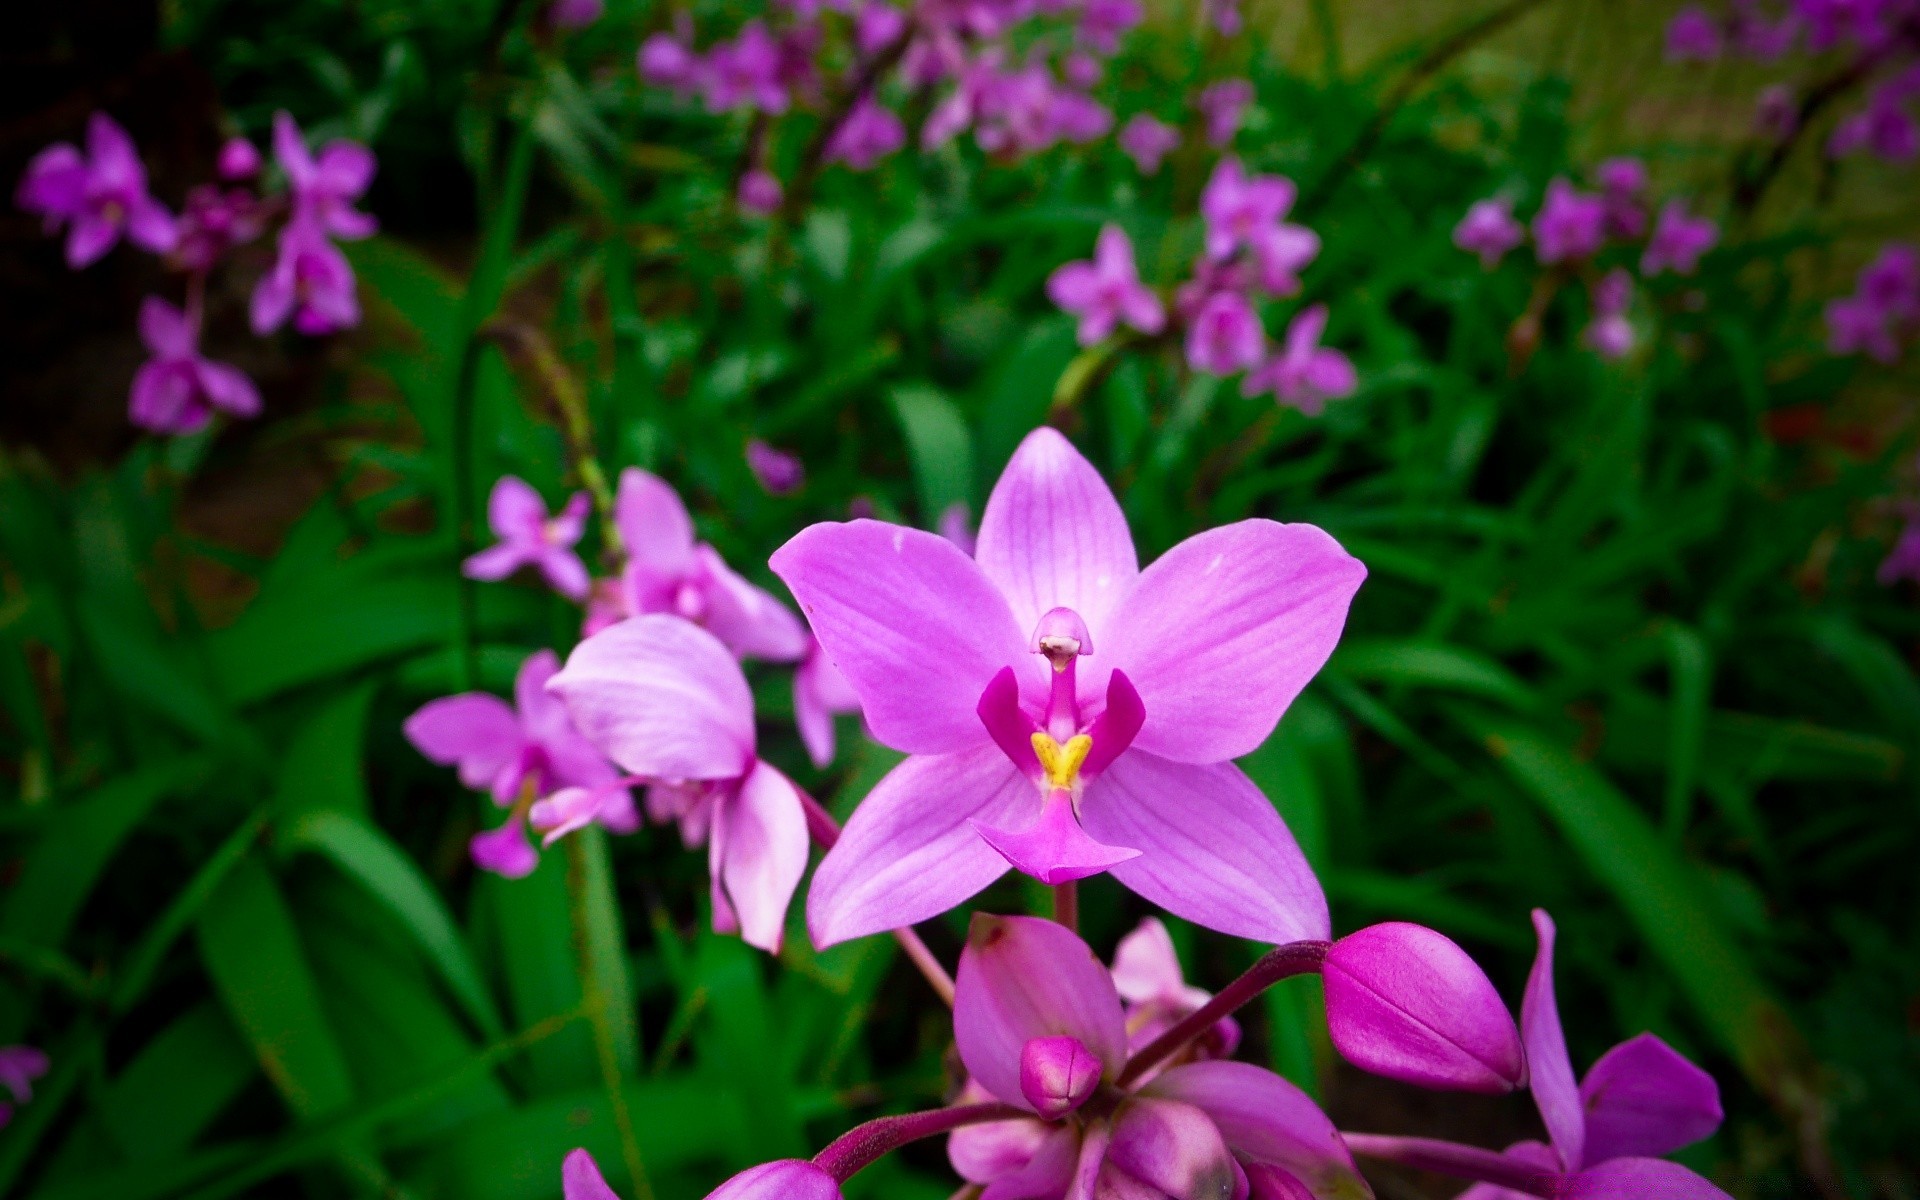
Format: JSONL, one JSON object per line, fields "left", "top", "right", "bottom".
{"left": 1243, "top": 304, "right": 1356, "bottom": 415}
{"left": 217, "top": 137, "right": 261, "bottom": 181}
{"left": 1078, "top": 0, "right": 1144, "bottom": 53}
{"left": 550, "top": 616, "right": 812, "bottom": 951}
{"left": 1595, "top": 157, "right": 1648, "bottom": 239}
{"left": 250, "top": 221, "right": 362, "bottom": 335}
{"left": 1197, "top": 79, "right": 1254, "bottom": 146}
{"left": 639, "top": 32, "right": 704, "bottom": 93}
{"left": 826, "top": 94, "right": 907, "bottom": 169}
{"left": 1878, "top": 513, "right": 1920, "bottom": 584}
{"left": 1730, "top": 5, "right": 1800, "bottom": 59}
{"left": 938, "top": 501, "right": 978, "bottom": 555}
{"left": 1199, "top": 158, "right": 1307, "bottom": 269}
{"left": 1826, "top": 243, "right": 1919, "bottom": 361}
{"left": 585, "top": 468, "right": 810, "bottom": 660}
{"left": 1666, "top": 7, "right": 1725, "bottom": 59}
{"left": 747, "top": 439, "right": 805, "bottom": 494}
{"left": 0, "top": 1046, "right": 49, "bottom": 1129}
{"left": 1454, "top": 196, "right": 1525, "bottom": 267}
{"left": 796, "top": 637, "right": 864, "bottom": 768}
{"left": 704, "top": 22, "right": 790, "bottom": 114}
{"left": 1828, "top": 294, "right": 1902, "bottom": 360}
{"left": 172, "top": 184, "right": 266, "bottom": 272}
{"left": 464, "top": 476, "right": 593, "bottom": 601}
{"left": 406, "top": 650, "right": 627, "bottom": 878}
{"left": 1046, "top": 224, "right": 1166, "bottom": 346}
{"left": 273, "top": 111, "right": 377, "bottom": 241}
{"left": 1641, "top": 200, "right": 1719, "bottom": 275}
{"left": 855, "top": 3, "right": 908, "bottom": 55}
{"left": 1185, "top": 290, "right": 1265, "bottom": 374}
{"left": 1110, "top": 918, "right": 1240, "bottom": 1067}
{"left": 1830, "top": 79, "right": 1920, "bottom": 160}
{"left": 1531, "top": 177, "right": 1606, "bottom": 263}
{"left": 1584, "top": 269, "right": 1635, "bottom": 359}
{"left": 1755, "top": 84, "right": 1799, "bottom": 140}
{"left": 1117, "top": 113, "right": 1179, "bottom": 174}
{"left": 737, "top": 169, "right": 783, "bottom": 214}
{"left": 946, "top": 916, "right": 1370, "bottom": 1199}
{"left": 15, "top": 112, "right": 177, "bottom": 267}
{"left": 1860, "top": 243, "right": 1920, "bottom": 316}
{"left": 128, "top": 297, "right": 261, "bottom": 435}
{"left": 1205, "top": 0, "right": 1244, "bottom": 35}
{"left": 772, "top": 427, "right": 1362, "bottom": 946}
{"left": 548, "top": 0, "right": 604, "bottom": 28}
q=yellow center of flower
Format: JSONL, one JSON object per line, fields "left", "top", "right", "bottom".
{"left": 1031, "top": 732, "right": 1093, "bottom": 791}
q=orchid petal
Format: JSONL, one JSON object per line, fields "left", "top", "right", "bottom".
{"left": 1105, "top": 519, "right": 1364, "bottom": 763}
{"left": 404, "top": 693, "right": 522, "bottom": 790}
{"left": 976, "top": 427, "right": 1139, "bottom": 644}
{"left": 1082, "top": 753, "right": 1329, "bottom": 943}
{"left": 548, "top": 615, "right": 755, "bottom": 781}
{"left": 705, "top": 1159, "right": 843, "bottom": 1200}
{"left": 1456, "top": 1141, "right": 1558, "bottom": 1200}
{"left": 1110, "top": 917, "right": 1195, "bottom": 1007}
{"left": 197, "top": 362, "right": 262, "bottom": 419}
{"left": 1244, "top": 1164, "right": 1316, "bottom": 1200}
{"left": 537, "top": 545, "right": 593, "bottom": 602}
{"left": 712, "top": 762, "right": 810, "bottom": 952}
{"left": 462, "top": 541, "right": 534, "bottom": 582}
{"left": 137, "top": 296, "right": 193, "bottom": 358}
{"left": 979, "top": 1125, "right": 1083, "bottom": 1200}
{"left": 487, "top": 476, "right": 550, "bottom": 541}
{"left": 1560, "top": 1158, "right": 1731, "bottom": 1200}
{"left": 950, "top": 1102, "right": 1054, "bottom": 1185}
{"left": 807, "top": 745, "right": 1031, "bottom": 946}
{"left": 1522, "top": 909, "right": 1585, "bottom": 1172}
{"left": 1104, "top": 1095, "right": 1240, "bottom": 1200}
{"left": 698, "top": 544, "right": 811, "bottom": 661}
{"left": 562, "top": 1149, "right": 621, "bottom": 1200}
{"left": 955, "top": 913, "right": 1128, "bottom": 1110}
{"left": 771, "top": 520, "right": 1028, "bottom": 754}
{"left": 470, "top": 820, "right": 539, "bottom": 878}
{"left": 1578, "top": 1033, "right": 1722, "bottom": 1163}
{"left": 613, "top": 468, "right": 698, "bottom": 577}
{"left": 1147, "top": 1062, "right": 1369, "bottom": 1200}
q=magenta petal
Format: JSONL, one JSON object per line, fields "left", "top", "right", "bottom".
{"left": 1082, "top": 753, "right": 1329, "bottom": 943}
{"left": 705, "top": 1159, "right": 843, "bottom": 1200}
{"left": 1578, "top": 1033, "right": 1722, "bottom": 1163}
{"left": 1021, "top": 1035, "right": 1103, "bottom": 1119}
{"left": 137, "top": 296, "right": 193, "bottom": 358}
{"left": 771, "top": 520, "right": 1029, "bottom": 754}
{"left": 1111, "top": 917, "right": 1207, "bottom": 1009}
{"left": 529, "top": 785, "right": 614, "bottom": 846}
{"left": 488, "top": 475, "right": 550, "bottom": 541}
{"left": 471, "top": 820, "right": 539, "bottom": 878}
{"left": 950, "top": 1104, "right": 1054, "bottom": 1184}
{"left": 976, "top": 427, "right": 1140, "bottom": 641}
{"left": 712, "top": 762, "right": 810, "bottom": 952}
{"left": 404, "top": 693, "right": 522, "bottom": 790}
{"left": 979, "top": 1125, "right": 1083, "bottom": 1200}
{"left": 698, "top": 545, "right": 811, "bottom": 661}
{"left": 549, "top": 615, "right": 756, "bottom": 781}
{"left": 1244, "top": 1164, "right": 1315, "bottom": 1200}
{"left": 955, "top": 913, "right": 1128, "bottom": 1111}
{"left": 463, "top": 541, "right": 533, "bottom": 582}
{"left": 1147, "top": 1062, "right": 1368, "bottom": 1200}
{"left": 613, "top": 468, "right": 699, "bottom": 576}
{"left": 1560, "top": 1158, "right": 1731, "bottom": 1200}
{"left": 807, "top": 745, "right": 1031, "bottom": 946}
{"left": 1322, "top": 922, "right": 1525, "bottom": 1094}
{"left": 1105, "top": 520, "right": 1364, "bottom": 763}
{"left": 975, "top": 788, "right": 1141, "bottom": 884}
{"left": 1455, "top": 1141, "right": 1558, "bottom": 1200}
{"left": 1522, "top": 909, "right": 1585, "bottom": 1172}
{"left": 977, "top": 666, "right": 1043, "bottom": 779}
{"left": 1104, "top": 1096, "right": 1239, "bottom": 1200}
{"left": 562, "top": 1149, "right": 621, "bottom": 1200}
{"left": 1082, "top": 669, "right": 1145, "bottom": 779}
{"left": 537, "top": 546, "right": 593, "bottom": 602}
{"left": 197, "top": 361, "right": 262, "bottom": 419}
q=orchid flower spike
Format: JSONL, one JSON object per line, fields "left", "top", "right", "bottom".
{"left": 1047, "top": 224, "right": 1167, "bottom": 347}
{"left": 773, "top": 427, "right": 1364, "bottom": 948}
{"left": 405, "top": 650, "right": 629, "bottom": 878}
{"left": 949, "top": 915, "right": 1372, "bottom": 1200}
{"left": 549, "top": 615, "right": 812, "bottom": 951}
{"left": 583, "top": 468, "right": 810, "bottom": 662}
{"left": 463, "top": 476, "right": 594, "bottom": 602}
{"left": 15, "top": 112, "right": 177, "bottom": 268}
{"left": 130, "top": 296, "right": 262, "bottom": 435}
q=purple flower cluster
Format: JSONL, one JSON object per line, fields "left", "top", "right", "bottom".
{"left": 1827, "top": 243, "right": 1920, "bottom": 361}
{"left": 15, "top": 110, "right": 375, "bottom": 435}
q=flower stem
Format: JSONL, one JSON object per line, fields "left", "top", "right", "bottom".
{"left": 1052, "top": 880, "right": 1078, "bottom": 932}
{"left": 812, "top": 1102, "right": 1028, "bottom": 1182}
{"left": 798, "top": 786, "right": 956, "bottom": 1006}
{"left": 1115, "top": 939, "right": 1329, "bottom": 1087}
{"left": 564, "top": 836, "right": 655, "bottom": 1200}
{"left": 1340, "top": 1133, "right": 1557, "bottom": 1197}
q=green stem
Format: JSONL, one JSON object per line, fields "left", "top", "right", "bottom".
{"left": 565, "top": 836, "right": 654, "bottom": 1200}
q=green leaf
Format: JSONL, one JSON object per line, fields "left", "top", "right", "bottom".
{"left": 96, "top": 1002, "right": 256, "bottom": 1161}
{"left": 479, "top": 842, "right": 597, "bottom": 1092}
{"left": 889, "top": 383, "right": 975, "bottom": 522}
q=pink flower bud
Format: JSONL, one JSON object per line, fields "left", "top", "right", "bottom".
{"left": 218, "top": 137, "right": 261, "bottom": 180}
{"left": 1322, "top": 922, "right": 1523, "bottom": 1094}
{"left": 705, "top": 1159, "right": 842, "bottom": 1199}
{"left": 1019, "top": 1035, "right": 1102, "bottom": 1119}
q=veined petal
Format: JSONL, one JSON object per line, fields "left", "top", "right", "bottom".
{"left": 713, "top": 763, "right": 811, "bottom": 952}
{"left": 549, "top": 615, "right": 756, "bottom": 781}
{"left": 404, "top": 693, "right": 523, "bottom": 791}
{"left": 613, "top": 467, "right": 699, "bottom": 577}
{"left": 979, "top": 1125, "right": 1082, "bottom": 1200}
{"left": 1111, "top": 917, "right": 1205, "bottom": 1009}
{"left": 1104, "top": 520, "right": 1364, "bottom": 763}
{"left": 1578, "top": 1033, "right": 1722, "bottom": 1163}
{"left": 698, "top": 545, "right": 811, "bottom": 661}
{"left": 771, "top": 521, "right": 1028, "bottom": 754}
{"left": 956, "top": 913, "right": 1128, "bottom": 1111}
{"left": 950, "top": 1101, "right": 1055, "bottom": 1184}
{"left": 976, "top": 427, "right": 1139, "bottom": 644}
{"left": 1082, "top": 753, "right": 1329, "bottom": 943}
{"left": 1147, "top": 1062, "right": 1369, "bottom": 1200}
{"left": 1104, "top": 1095, "right": 1240, "bottom": 1200}
{"left": 1522, "top": 910, "right": 1585, "bottom": 1173}
{"left": 1559, "top": 1158, "right": 1731, "bottom": 1200}
{"left": 807, "top": 745, "right": 1031, "bottom": 946}
{"left": 974, "top": 788, "right": 1140, "bottom": 884}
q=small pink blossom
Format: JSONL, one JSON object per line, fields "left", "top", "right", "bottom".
{"left": 1454, "top": 197, "right": 1525, "bottom": 268}
{"left": 272, "top": 111, "right": 377, "bottom": 242}
{"left": 796, "top": 637, "right": 864, "bottom": 768}
{"left": 1199, "top": 158, "right": 1315, "bottom": 290}
{"left": 1079, "top": 0, "right": 1144, "bottom": 52}
{"left": 704, "top": 22, "right": 790, "bottom": 114}
{"left": 15, "top": 112, "right": 177, "bottom": 268}
{"left": 1110, "top": 918, "right": 1240, "bottom": 1070}
{"left": 1584, "top": 268, "right": 1635, "bottom": 359}
{"left": 639, "top": 33, "right": 703, "bottom": 94}
{"left": 0, "top": 1046, "right": 49, "bottom": 1129}
{"left": 1205, "top": 0, "right": 1243, "bottom": 34}
{"left": 1595, "top": 157, "right": 1648, "bottom": 239}
{"left": 855, "top": 3, "right": 909, "bottom": 55}
{"left": 1243, "top": 304, "right": 1355, "bottom": 415}
{"left": 1046, "top": 224, "right": 1166, "bottom": 346}
{"left": 1531, "top": 177, "right": 1606, "bottom": 264}
{"left": 464, "top": 476, "right": 594, "bottom": 601}
{"left": 825, "top": 95, "right": 907, "bottom": 169}
{"left": 1185, "top": 290, "right": 1264, "bottom": 375}
{"left": 217, "top": 137, "right": 261, "bottom": 181}
{"left": 1640, "top": 200, "right": 1718, "bottom": 276}
{"left": 1665, "top": 7, "right": 1724, "bottom": 59}
{"left": 747, "top": 439, "right": 805, "bottom": 494}
{"left": 250, "top": 220, "right": 361, "bottom": 336}
{"left": 172, "top": 184, "right": 266, "bottom": 272}
{"left": 1196, "top": 78, "right": 1254, "bottom": 147}
{"left": 129, "top": 297, "right": 261, "bottom": 435}
{"left": 1117, "top": 114, "right": 1179, "bottom": 174}
{"left": 737, "top": 169, "right": 783, "bottom": 214}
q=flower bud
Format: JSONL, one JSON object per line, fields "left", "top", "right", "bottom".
{"left": 1321, "top": 922, "right": 1523, "bottom": 1094}
{"left": 706, "top": 1159, "right": 842, "bottom": 1200}
{"left": 1019, "top": 1035, "right": 1102, "bottom": 1119}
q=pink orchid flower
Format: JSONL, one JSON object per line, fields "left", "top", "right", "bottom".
{"left": 250, "top": 220, "right": 363, "bottom": 336}
{"left": 129, "top": 296, "right": 262, "bottom": 435}
{"left": 1243, "top": 304, "right": 1357, "bottom": 416}
{"left": 771, "top": 427, "right": 1364, "bottom": 947}
{"left": 1046, "top": 224, "right": 1167, "bottom": 347}
{"left": 549, "top": 615, "right": 812, "bottom": 951}
{"left": 1117, "top": 113, "right": 1180, "bottom": 174}
{"left": 1110, "top": 917, "right": 1241, "bottom": 1069}
{"left": 796, "top": 637, "right": 864, "bottom": 769}
{"left": 463, "top": 476, "right": 594, "bottom": 602}
{"left": 825, "top": 94, "right": 907, "bottom": 170}
{"left": 1185, "top": 290, "right": 1266, "bottom": 375}
{"left": 1197, "top": 79, "right": 1254, "bottom": 147}
{"left": 405, "top": 649, "right": 627, "bottom": 878}
{"left": 16, "top": 112, "right": 177, "bottom": 268}
{"left": 1531, "top": 178, "right": 1606, "bottom": 264}
{"left": 1641, "top": 200, "right": 1719, "bottom": 277}
{"left": 1454, "top": 197, "right": 1525, "bottom": 268}
{"left": 583, "top": 468, "right": 809, "bottom": 661}
{"left": 948, "top": 915, "right": 1371, "bottom": 1200}
{"left": 1199, "top": 158, "right": 1302, "bottom": 263}
{"left": 272, "top": 111, "right": 377, "bottom": 242}
{"left": 0, "top": 1045, "right": 49, "bottom": 1129}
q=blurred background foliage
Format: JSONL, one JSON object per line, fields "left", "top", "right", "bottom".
{"left": 3, "top": 0, "right": 1918, "bottom": 1198}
